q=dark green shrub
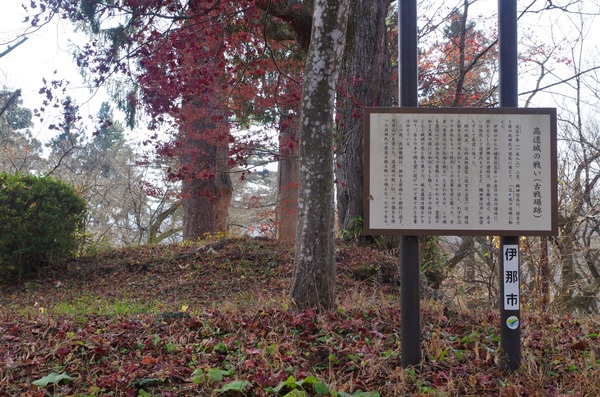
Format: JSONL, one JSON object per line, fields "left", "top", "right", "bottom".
{"left": 0, "top": 172, "right": 87, "bottom": 279}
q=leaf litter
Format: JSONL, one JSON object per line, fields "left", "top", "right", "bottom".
{"left": 0, "top": 237, "right": 598, "bottom": 396}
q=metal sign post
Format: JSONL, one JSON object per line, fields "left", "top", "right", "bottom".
{"left": 398, "top": 0, "right": 421, "bottom": 368}
{"left": 400, "top": 236, "right": 420, "bottom": 367}
{"left": 498, "top": 0, "right": 521, "bottom": 371}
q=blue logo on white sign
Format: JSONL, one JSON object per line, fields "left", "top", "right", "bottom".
{"left": 506, "top": 316, "right": 519, "bottom": 330}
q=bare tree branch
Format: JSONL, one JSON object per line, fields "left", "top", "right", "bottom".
{"left": 0, "top": 89, "right": 22, "bottom": 119}
{"left": 519, "top": 65, "right": 600, "bottom": 96}
{"left": 0, "top": 37, "right": 28, "bottom": 59}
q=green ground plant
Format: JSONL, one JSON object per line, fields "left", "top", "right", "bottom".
{"left": 0, "top": 172, "right": 86, "bottom": 280}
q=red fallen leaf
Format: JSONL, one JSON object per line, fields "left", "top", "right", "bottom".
{"left": 141, "top": 356, "right": 159, "bottom": 365}
{"left": 479, "top": 374, "right": 495, "bottom": 388}
{"left": 96, "top": 374, "right": 118, "bottom": 388}
{"left": 570, "top": 340, "right": 588, "bottom": 350}
{"left": 433, "top": 371, "right": 448, "bottom": 387}
{"left": 243, "top": 358, "right": 257, "bottom": 369}
{"left": 57, "top": 347, "right": 72, "bottom": 356}
{"left": 93, "top": 345, "right": 110, "bottom": 356}
{"left": 372, "top": 330, "right": 384, "bottom": 338}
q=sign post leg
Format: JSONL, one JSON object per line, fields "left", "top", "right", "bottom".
{"left": 398, "top": 0, "right": 420, "bottom": 368}
{"left": 400, "top": 236, "right": 421, "bottom": 367}
{"left": 498, "top": 0, "right": 521, "bottom": 371}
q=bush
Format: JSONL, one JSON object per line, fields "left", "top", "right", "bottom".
{"left": 0, "top": 172, "right": 87, "bottom": 279}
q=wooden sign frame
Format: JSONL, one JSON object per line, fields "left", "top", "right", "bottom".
{"left": 363, "top": 107, "right": 557, "bottom": 236}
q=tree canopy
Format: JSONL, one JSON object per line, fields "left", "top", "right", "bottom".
{"left": 16, "top": 0, "right": 600, "bottom": 312}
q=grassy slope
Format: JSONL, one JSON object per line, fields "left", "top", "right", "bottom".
{"left": 0, "top": 237, "right": 598, "bottom": 396}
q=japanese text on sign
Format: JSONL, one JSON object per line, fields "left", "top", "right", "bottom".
{"left": 503, "top": 244, "right": 520, "bottom": 310}
{"left": 364, "top": 108, "right": 557, "bottom": 236}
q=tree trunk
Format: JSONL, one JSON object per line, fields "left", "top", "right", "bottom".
{"left": 182, "top": 139, "right": 232, "bottom": 240}
{"left": 539, "top": 236, "right": 550, "bottom": 309}
{"left": 290, "top": 0, "right": 349, "bottom": 310}
{"left": 180, "top": 97, "right": 233, "bottom": 241}
{"left": 336, "top": 0, "right": 393, "bottom": 234}
{"left": 553, "top": 218, "right": 580, "bottom": 311}
{"left": 276, "top": 113, "right": 300, "bottom": 241}
{"left": 452, "top": 0, "right": 469, "bottom": 107}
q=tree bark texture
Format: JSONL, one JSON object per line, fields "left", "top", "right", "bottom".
{"left": 276, "top": 113, "right": 300, "bottom": 241}
{"left": 257, "top": 0, "right": 314, "bottom": 50}
{"left": 180, "top": 98, "right": 233, "bottom": 240}
{"left": 290, "top": 0, "right": 349, "bottom": 310}
{"left": 539, "top": 236, "right": 550, "bottom": 309}
{"left": 182, "top": 139, "right": 232, "bottom": 240}
{"left": 336, "top": 0, "right": 394, "bottom": 234}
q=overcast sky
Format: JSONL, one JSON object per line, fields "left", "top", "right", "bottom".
{"left": 0, "top": 0, "right": 108, "bottom": 143}
{"left": 1, "top": 0, "right": 599, "bottom": 143}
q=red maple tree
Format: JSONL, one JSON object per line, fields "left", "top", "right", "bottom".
{"left": 26, "top": 0, "right": 306, "bottom": 239}
{"left": 418, "top": 8, "right": 498, "bottom": 108}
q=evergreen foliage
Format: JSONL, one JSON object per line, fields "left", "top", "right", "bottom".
{"left": 0, "top": 89, "right": 42, "bottom": 173}
{"left": 0, "top": 173, "right": 87, "bottom": 279}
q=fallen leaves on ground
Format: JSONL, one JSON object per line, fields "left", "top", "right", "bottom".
{"left": 1, "top": 238, "right": 598, "bottom": 396}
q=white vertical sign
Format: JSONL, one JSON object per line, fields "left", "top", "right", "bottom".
{"left": 503, "top": 244, "right": 519, "bottom": 310}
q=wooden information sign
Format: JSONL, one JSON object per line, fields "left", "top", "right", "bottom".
{"left": 364, "top": 107, "right": 557, "bottom": 236}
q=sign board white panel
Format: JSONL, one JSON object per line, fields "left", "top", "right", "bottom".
{"left": 364, "top": 108, "right": 557, "bottom": 235}
{"left": 503, "top": 244, "right": 520, "bottom": 310}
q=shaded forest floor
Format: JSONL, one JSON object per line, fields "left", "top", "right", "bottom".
{"left": 0, "top": 237, "right": 598, "bottom": 396}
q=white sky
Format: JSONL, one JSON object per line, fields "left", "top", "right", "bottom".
{"left": 0, "top": 0, "right": 109, "bottom": 144}
{"left": 1, "top": 0, "right": 599, "bottom": 143}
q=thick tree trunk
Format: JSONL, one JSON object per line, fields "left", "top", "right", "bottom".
{"left": 336, "top": 0, "right": 394, "bottom": 234}
{"left": 182, "top": 140, "right": 232, "bottom": 240}
{"left": 276, "top": 113, "right": 300, "bottom": 241}
{"left": 180, "top": 95, "right": 233, "bottom": 241}
{"left": 290, "top": 0, "right": 349, "bottom": 310}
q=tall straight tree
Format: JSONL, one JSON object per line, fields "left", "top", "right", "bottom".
{"left": 178, "top": 99, "right": 233, "bottom": 239}
{"left": 418, "top": 2, "right": 497, "bottom": 108}
{"left": 290, "top": 0, "right": 349, "bottom": 310}
{"left": 276, "top": 111, "right": 300, "bottom": 241}
{"left": 336, "top": 0, "right": 394, "bottom": 235}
